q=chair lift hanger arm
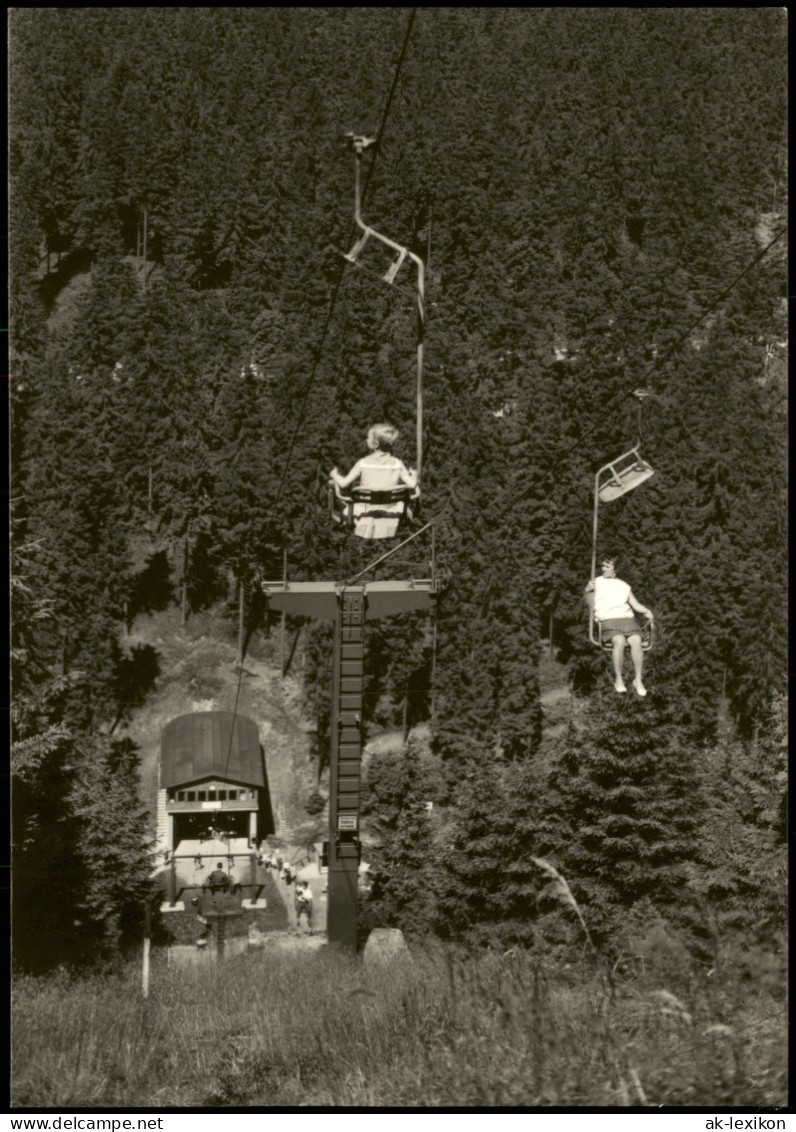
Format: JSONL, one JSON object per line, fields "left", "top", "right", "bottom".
{"left": 336, "top": 132, "right": 426, "bottom": 523}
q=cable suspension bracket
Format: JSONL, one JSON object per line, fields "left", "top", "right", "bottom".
{"left": 631, "top": 387, "right": 651, "bottom": 447}
{"left": 342, "top": 132, "right": 425, "bottom": 481}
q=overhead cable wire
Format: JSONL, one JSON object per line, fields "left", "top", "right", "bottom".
{"left": 361, "top": 8, "right": 417, "bottom": 208}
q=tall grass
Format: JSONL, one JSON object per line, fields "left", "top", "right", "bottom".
{"left": 12, "top": 941, "right": 785, "bottom": 1108}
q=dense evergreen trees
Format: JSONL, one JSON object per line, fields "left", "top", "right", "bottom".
{"left": 547, "top": 694, "right": 703, "bottom": 948}
{"left": 10, "top": 9, "right": 786, "bottom": 966}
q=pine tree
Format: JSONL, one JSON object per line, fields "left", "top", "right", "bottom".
{"left": 689, "top": 693, "right": 787, "bottom": 964}
{"left": 69, "top": 736, "right": 154, "bottom": 960}
{"left": 436, "top": 756, "right": 525, "bottom": 948}
{"left": 11, "top": 540, "right": 81, "bottom": 970}
{"left": 362, "top": 740, "right": 441, "bottom": 938}
{"left": 549, "top": 691, "right": 702, "bottom": 950}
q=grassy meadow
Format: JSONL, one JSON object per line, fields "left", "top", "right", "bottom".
{"left": 12, "top": 942, "right": 786, "bottom": 1109}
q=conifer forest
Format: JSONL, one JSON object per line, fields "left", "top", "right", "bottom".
{"left": 10, "top": 6, "right": 787, "bottom": 1073}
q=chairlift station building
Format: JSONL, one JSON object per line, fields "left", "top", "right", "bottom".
{"left": 156, "top": 711, "right": 265, "bottom": 855}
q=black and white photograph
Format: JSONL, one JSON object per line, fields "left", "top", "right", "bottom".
{"left": 9, "top": 7, "right": 787, "bottom": 1113}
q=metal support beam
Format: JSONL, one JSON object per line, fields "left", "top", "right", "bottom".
{"left": 328, "top": 590, "right": 364, "bottom": 948}
{"left": 262, "top": 578, "right": 437, "bottom": 950}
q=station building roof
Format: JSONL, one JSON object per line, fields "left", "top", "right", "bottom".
{"left": 160, "top": 712, "right": 263, "bottom": 790}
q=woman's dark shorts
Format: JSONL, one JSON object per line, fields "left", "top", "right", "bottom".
{"left": 599, "top": 617, "right": 641, "bottom": 640}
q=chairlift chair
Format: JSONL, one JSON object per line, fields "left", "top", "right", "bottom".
{"left": 596, "top": 446, "right": 655, "bottom": 503}
{"left": 329, "top": 479, "right": 419, "bottom": 540}
{"left": 596, "top": 390, "right": 655, "bottom": 501}
{"left": 332, "top": 132, "right": 426, "bottom": 539}
{"left": 589, "top": 611, "right": 654, "bottom": 651}
{"left": 589, "top": 391, "right": 656, "bottom": 650}
{"left": 340, "top": 134, "right": 416, "bottom": 289}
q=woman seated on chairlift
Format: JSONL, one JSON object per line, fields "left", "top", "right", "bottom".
{"left": 585, "top": 555, "right": 654, "bottom": 697}
{"left": 330, "top": 423, "right": 417, "bottom": 539}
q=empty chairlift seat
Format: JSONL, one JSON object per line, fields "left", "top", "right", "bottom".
{"left": 596, "top": 447, "right": 654, "bottom": 504}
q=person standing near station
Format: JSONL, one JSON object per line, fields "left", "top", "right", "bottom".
{"left": 585, "top": 556, "right": 654, "bottom": 696}
{"left": 207, "top": 862, "right": 230, "bottom": 894}
{"left": 295, "top": 881, "right": 313, "bottom": 930}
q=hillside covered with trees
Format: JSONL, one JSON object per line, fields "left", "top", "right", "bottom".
{"left": 10, "top": 9, "right": 786, "bottom": 976}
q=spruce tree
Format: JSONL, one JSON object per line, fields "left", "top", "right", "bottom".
{"left": 362, "top": 740, "right": 441, "bottom": 939}
{"left": 69, "top": 736, "right": 154, "bottom": 961}
{"left": 689, "top": 693, "right": 787, "bottom": 964}
{"left": 549, "top": 690, "right": 702, "bottom": 950}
